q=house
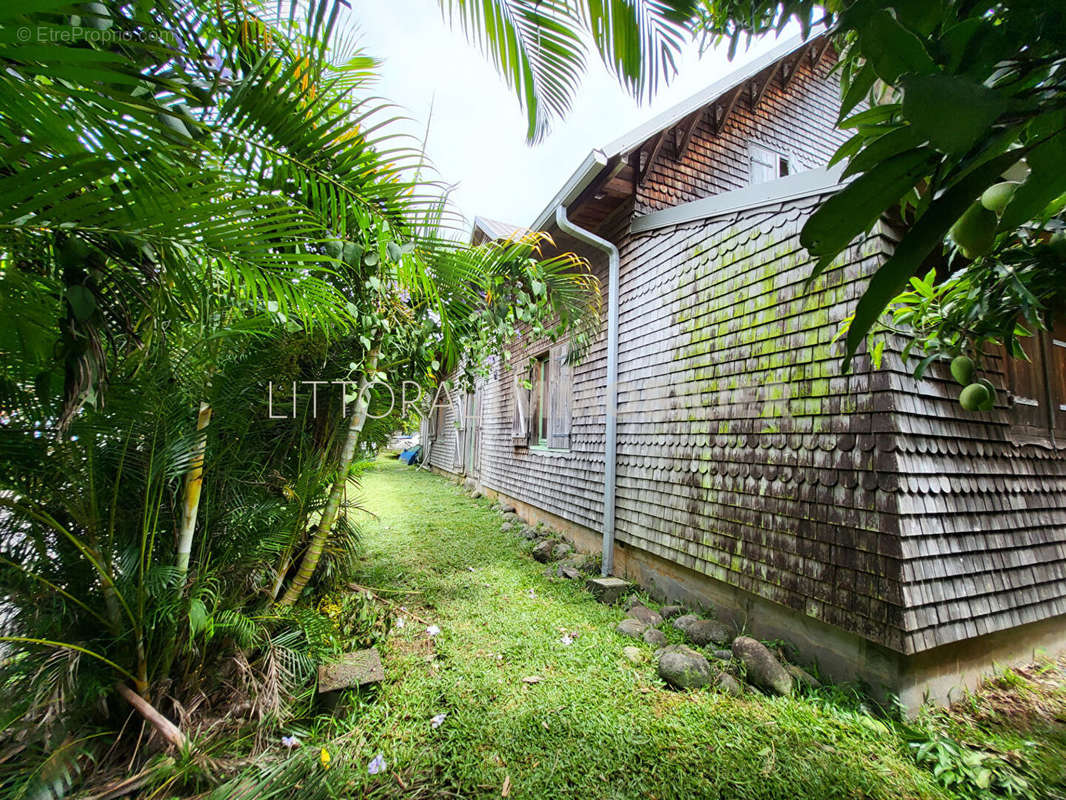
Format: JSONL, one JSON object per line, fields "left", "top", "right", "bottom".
{"left": 426, "top": 34, "right": 1066, "bottom": 709}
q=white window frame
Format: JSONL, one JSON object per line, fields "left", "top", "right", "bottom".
{"left": 749, "top": 143, "right": 793, "bottom": 186}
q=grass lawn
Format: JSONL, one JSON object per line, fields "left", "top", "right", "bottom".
{"left": 241, "top": 457, "right": 1065, "bottom": 800}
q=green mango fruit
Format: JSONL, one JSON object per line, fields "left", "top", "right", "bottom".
{"left": 949, "top": 355, "right": 974, "bottom": 385}
{"left": 959, "top": 382, "right": 990, "bottom": 411}
{"left": 979, "top": 181, "right": 1018, "bottom": 215}
{"left": 949, "top": 202, "right": 997, "bottom": 259}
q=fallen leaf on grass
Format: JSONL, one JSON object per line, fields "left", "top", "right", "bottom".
{"left": 501, "top": 775, "right": 511, "bottom": 797}
{"left": 521, "top": 675, "right": 543, "bottom": 684}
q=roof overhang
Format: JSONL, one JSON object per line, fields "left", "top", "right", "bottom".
{"left": 529, "top": 30, "right": 831, "bottom": 235}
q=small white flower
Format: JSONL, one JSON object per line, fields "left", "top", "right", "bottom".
{"left": 281, "top": 735, "right": 298, "bottom": 748}
{"left": 395, "top": 617, "right": 405, "bottom": 629}
{"left": 368, "top": 753, "right": 386, "bottom": 775}
{"left": 430, "top": 713, "right": 447, "bottom": 729}
{"left": 527, "top": 588, "right": 536, "bottom": 598}
{"left": 426, "top": 624, "right": 441, "bottom": 637}
{"left": 560, "top": 633, "right": 575, "bottom": 646}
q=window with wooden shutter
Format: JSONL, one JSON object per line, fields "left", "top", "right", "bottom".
{"left": 749, "top": 144, "right": 792, "bottom": 186}
{"left": 511, "top": 366, "right": 530, "bottom": 446}
{"left": 1007, "top": 333, "right": 1050, "bottom": 432}
{"left": 529, "top": 353, "right": 549, "bottom": 446}
{"left": 548, "top": 342, "right": 572, "bottom": 449}
{"left": 1004, "top": 318, "right": 1066, "bottom": 439}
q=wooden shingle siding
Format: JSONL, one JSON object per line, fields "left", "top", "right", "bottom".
{"left": 882, "top": 319, "right": 1066, "bottom": 652}
{"left": 635, "top": 48, "right": 849, "bottom": 216}
{"left": 614, "top": 194, "right": 908, "bottom": 650}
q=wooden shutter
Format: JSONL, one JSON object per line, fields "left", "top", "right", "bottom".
{"left": 427, "top": 385, "right": 439, "bottom": 439}
{"left": 1049, "top": 319, "right": 1066, "bottom": 434}
{"left": 454, "top": 394, "right": 465, "bottom": 470}
{"left": 1008, "top": 333, "right": 1051, "bottom": 430}
{"left": 548, "top": 342, "right": 572, "bottom": 449}
{"left": 511, "top": 366, "right": 530, "bottom": 445}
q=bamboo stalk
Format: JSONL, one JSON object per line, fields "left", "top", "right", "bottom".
{"left": 277, "top": 354, "right": 377, "bottom": 607}
{"left": 175, "top": 401, "right": 212, "bottom": 578}
{"left": 115, "top": 683, "right": 188, "bottom": 751}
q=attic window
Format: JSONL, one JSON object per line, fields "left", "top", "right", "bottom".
{"left": 749, "top": 144, "right": 791, "bottom": 185}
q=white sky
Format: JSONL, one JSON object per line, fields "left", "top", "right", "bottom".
{"left": 352, "top": 1, "right": 800, "bottom": 229}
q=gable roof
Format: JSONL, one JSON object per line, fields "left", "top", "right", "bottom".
{"left": 530, "top": 31, "right": 831, "bottom": 233}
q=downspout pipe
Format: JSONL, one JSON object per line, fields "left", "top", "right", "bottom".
{"left": 554, "top": 205, "right": 620, "bottom": 577}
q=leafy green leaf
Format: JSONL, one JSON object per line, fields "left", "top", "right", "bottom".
{"left": 801, "top": 148, "right": 937, "bottom": 259}
{"left": 843, "top": 150, "right": 1021, "bottom": 366}
{"left": 66, "top": 285, "right": 95, "bottom": 321}
{"left": 860, "top": 10, "right": 936, "bottom": 83}
{"left": 998, "top": 126, "right": 1066, "bottom": 231}
{"left": 901, "top": 74, "right": 1007, "bottom": 154}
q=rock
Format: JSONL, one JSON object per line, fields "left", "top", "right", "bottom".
{"left": 715, "top": 672, "right": 743, "bottom": 697}
{"left": 463, "top": 478, "right": 477, "bottom": 491}
{"left": 471, "top": 490, "right": 482, "bottom": 499}
{"left": 502, "top": 511, "right": 519, "bottom": 522}
{"left": 586, "top": 576, "right": 630, "bottom": 605}
{"left": 642, "top": 628, "right": 667, "bottom": 647}
{"left": 556, "top": 564, "right": 581, "bottom": 580}
{"left": 672, "top": 614, "right": 730, "bottom": 646}
{"left": 622, "top": 646, "right": 645, "bottom": 664}
{"left": 551, "top": 542, "right": 573, "bottom": 560}
{"left": 519, "top": 526, "right": 539, "bottom": 540}
{"left": 531, "top": 540, "right": 554, "bottom": 563}
{"left": 627, "top": 604, "right": 663, "bottom": 627}
{"left": 657, "top": 644, "right": 713, "bottom": 689}
{"left": 317, "top": 648, "right": 384, "bottom": 692}
{"left": 500, "top": 522, "right": 514, "bottom": 532}
{"left": 499, "top": 503, "right": 516, "bottom": 514}
{"left": 711, "top": 649, "right": 733, "bottom": 661}
{"left": 682, "top": 619, "right": 732, "bottom": 647}
{"left": 615, "top": 618, "right": 647, "bottom": 639}
{"left": 786, "top": 664, "right": 821, "bottom": 689}
{"left": 659, "top": 605, "right": 684, "bottom": 619}
{"left": 731, "top": 636, "right": 792, "bottom": 696}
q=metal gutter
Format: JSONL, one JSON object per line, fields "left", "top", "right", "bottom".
{"left": 554, "top": 205, "right": 620, "bottom": 578}
{"left": 630, "top": 165, "right": 847, "bottom": 234}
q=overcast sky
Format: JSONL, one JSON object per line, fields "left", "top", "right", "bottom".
{"left": 353, "top": 1, "right": 800, "bottom": 230}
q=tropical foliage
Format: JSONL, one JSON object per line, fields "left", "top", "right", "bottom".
{"left": 0, "top": 0, "right": 597, "bottom": 794}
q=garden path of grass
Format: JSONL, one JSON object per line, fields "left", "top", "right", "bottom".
{"left": 332, "top": 457, "right": 959, "bottom": 799}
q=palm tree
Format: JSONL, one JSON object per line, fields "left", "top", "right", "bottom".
{"left": 0, "top": 2, "right": 600, "bottom": 787}
{"left": 439, "top": 0, "right": 696, "bottom": 142}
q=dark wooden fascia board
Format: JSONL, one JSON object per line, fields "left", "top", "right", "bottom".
{"left": 675, "top": 109, "right": 703, "bottom": 161}
{"left": 570, "top": 154, "right": 624, "bottom": 210}
{"left": 639, "top": 130, "right": 667, "bottom": 187}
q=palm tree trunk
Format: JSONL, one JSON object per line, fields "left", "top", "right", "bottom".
{"left": 175, "top": 401, "right": 212, "bottom": 578}
{"left": 277, "top": 354, "right": 377, "bottom": 607}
